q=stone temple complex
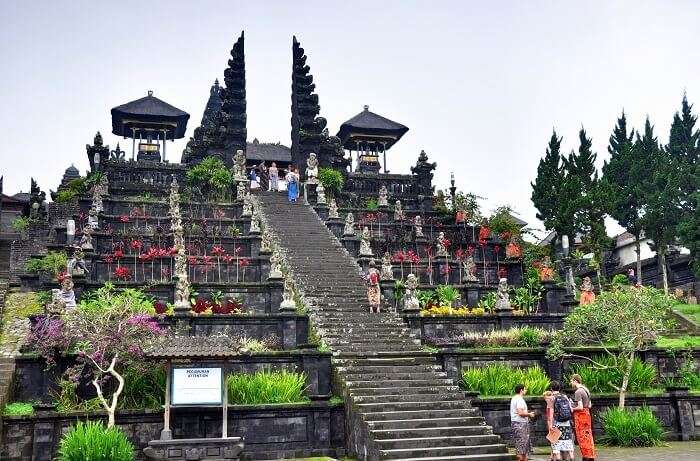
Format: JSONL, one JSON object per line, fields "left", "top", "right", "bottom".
{"left": 0, "top": 31, "right": 698, "bottom": 461}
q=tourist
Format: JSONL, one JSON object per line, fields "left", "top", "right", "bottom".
{"left": 510, "top": 384, "right": 534, "bottom": 461}
{"left": 627, "top": 268, "right": 638, "bottom": 286}
{"left": 545, "top": 381, "right": 574, "bottom": 461}
{"left": 269, "top": 162, "right": 279, "bottom": 191}
{"left": 249, "top": 168, "right": 259, "bottom": 189}
{"left": 257, "top": 161, "right": 269, "bottom": 191}
{"left": 285, "top": 166, "right": 300, "bottom": 202}
{"left": 570, "top": 374, "right": 596, "bottom": 461}
{"left": 366, "top": 260, "right": 381, "bottom": 313}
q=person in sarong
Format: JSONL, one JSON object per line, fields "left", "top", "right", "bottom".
{"left": 510, "top": 384, "right": 534, "bottom": 461}
{"left": 285, "top": 166, "right": 299, "bottom": 202}
{"left": 571, "top": 374, "right": 596, "bottom": 461}
{"left": 366, "top": 260, "right": 381, "bottom": 313}
{"left": 269, "top": 162, "right": 279, "bottom": 191}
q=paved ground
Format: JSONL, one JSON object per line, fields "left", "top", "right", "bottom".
{"left": 528, "top": 441, "right": 700, "bottom": 460}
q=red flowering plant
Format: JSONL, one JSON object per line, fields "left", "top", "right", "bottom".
{"left": 440, "top": 263, "right": 452, "bottom": 284}
{"left": 238, "top": 258, "right": 250, "bottom": 283}
{"left": 191, "top": 297, "right": 211, "bottom": 314}
{"left": 57, "top": 271, "right": 69, "bottom": 284}
{"left": 393, "top": 250, "right": 406, "bottom": 280}
{"left": 497, "top": 266, "right": 508, "bottom": 280}
{"left": 455, "top": 248, "right": 466, "bottom": 282}
{"left": 202, "top": 255, "right": 214, "bottom": 283}
{"left": 113, "top": 266, "right": 131, "bottom": 281}
{"left": 103, "top": 256, "right": 114, "bottom": 281}
{"left": 187, "top": 255, "right": 198, "bottom": 281}
{"left": 212, "top": 246, "right": 226, "bottom": 282}
{"left": 211, "top": 297, "right": 244, "bottom": 315}
{"left": 222, "top": 254, "right": 235, "bottom": 282}
{"left": 153, "top": 299, "right": 169, "bottom": 315}
{"left": 407, "top": 250, "right": 420, "bottom": 274}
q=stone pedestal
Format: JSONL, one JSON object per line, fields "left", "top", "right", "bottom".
{"left": 144, "top": 437, "right": 244, "bottom": 460}
{"left": 541, "top": 281, "right": 567, "bottom": 313}
{"left": 326, "top": 218, "right": 343, "bottom": 238}
{"left": 380, "top": 280, "right": 396, "bottom": 311}
{"left": 342, "top": 237, "right": 359, "bottom": 257}
{"left": 314, "top": 204, "right": 329, "bottom": 221}
{"left": 268, "top": 280, "right": 284, "bottom": 313}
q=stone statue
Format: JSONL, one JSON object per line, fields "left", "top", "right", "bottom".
{"left": 436, "top": 231, "right": 448, "bottom": 257}
{"left": 236, "top": 182, "right": 247, "bottom": 202}
{"left": 232, "top": 149, "right": 247, "bottom": 181}
{"left": 260, "top": 230, "right": 272, "bottom": 253}
{"left": 67, "top": 248, "right": 89, "bottom": 276}
{"left": 328, "top": 199, "right": 340, "bottom": 219}
{"left": 92, "top": 186, "right": 104, "bottom": 213}
{"left": 306, "top": 153, "right": 319, "bottom": 183}
{"left": 241, "top": 196, "right": 252, "bottom": 217}
{"left": 462, "top": 255, "right": 478, "bottom": 283}
{"left": 280, "top": 277, "right": 296, "bottom": 311}
{"left": 78, "top": 226, "right": 93, "bottom": 251}
{"left": 249, "top": 209, "right": 261, "bottom": 234}
{"left": 380, "top": 252, "right": 394, "bottom": 280}
{"left": 495, "top": 278, "right": 512, "bottom": 312}
{"left": 343, "top": 213, "right": 355, "bottom": 236}
{"left": 538, "top": 256, "right": 554, "bottom": 282}
{"left": 60, "top": 276, "right": 77, "bottom": 309}
{"left": 378, "top": 185, "right": 389, "bottom": 207}
{"left": 316, "top": 183, "right": 327, "bottom": 205}
{"left": 87, "top": 208, "right": 99, "bottom": 230}
{"left": 402, "top": 273, "right": 420, "bottom": 312}
{"left": 268, "top": 251, "right": 283, "bottom": 280}
{"left": 394, "top": 200, "right": 405, "bottom": 221}
{"left": 414, "top": 215, "right": 424, "bottom": 238}
{"left": 46, "top": 289, "right": 66, "bottom": 315}
{"left": 359, "top": 226, "right": 373, "bottom": 257}
{"left": 579, "top": 276, "right": 596, "bottom": 305}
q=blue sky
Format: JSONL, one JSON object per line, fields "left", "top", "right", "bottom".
{"left": 1, "top": 0, "right": 698, "bottom": 237}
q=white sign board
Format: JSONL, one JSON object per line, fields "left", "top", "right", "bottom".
{"left": 171, "top": 367, "right": 223, "bottom": 405}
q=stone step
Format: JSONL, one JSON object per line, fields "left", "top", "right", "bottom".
{"left": 346, "top": 379, "right": 455, "bottom": 389}
{"left": 380, "top": 444, "right": 508, "bottom": 460}
{"left": 352, "top": 392, "right": 466, "bottom": 404}
{"left": 338, "top": 364, "right": 442, "bottom": 374}
{"left": 381, "top": 449, "right": 513, "bottom": 461}
{"left": 334, "top": 355, "right": 437, "bottom": 367}
{"left": 349, "top": 385, "right": 459, "bottom": 396}
{"left": 371, "top": 426, "right": 494, "bottom": 441}
{"left": 366, "top": 417, "right": 484, "bottom": 430}
{"left": 356, "top": 400, "right": 470, "bottom": 412}
{"left": 375, "top": 434, "right": 500, "bottom": 450}
{"left": 362, "top": 408, "right": 481, "bottom": 422}
{"left": 344, "top": 371, "right": 448, "bottom": 381}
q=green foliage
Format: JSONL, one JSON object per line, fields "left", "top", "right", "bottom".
{"left": 656, "top": 334, "right": 700, "bottom": 349}
{"left": 611, "top": 274, "right": 629, "bottom": 285}
{"left": 461, "top": 363, "right": 550, "bottom": 396}
{"left": 435, "top": 285, "right": 461, "bottom": 306}
{"left": 119, "top": 365, "right": 166, "bottom": 410}
{"left": 511, "top": 286, "right": 540, "bottom": 314}
{"left": 53, "top": 379, "right": 102, "bottom": 413}
{"left": 186, "top": 157, "right": 234, "bottom": 200}
{"left": 477, "top": 292, "right": 498, "bottom": 313}
{"left": 318, "top": 167, "right": 344, "bottom": 195}
{"left": 531, "top": 130, "right": 573, "bottom": 237}
{"left": 55, "top": 178, "right": 87, "bottom": 203}
{"left": 365, "top": 198, "right": 378, "bottom": 211}
{"left": 600, "top": 407, "right": 664, "bottom": 447}
{"left": 25, "top": 251, "right": 67, "bottom": 277}
{"left": 57, "top": 421, "right": 135, "bottom": 461}
{"left": 0, "top": 292, "right": 43, "bottom": 349}
{"left": 567, "top": 356, "right": 658, "bottom": 394}
{"left": 488, "top": 206, "right": 522, "bottom": 240}
{"left": 450, "top": 327, "right": 554, "bottom": 349}
{"left": 3, "top": 402, "right": 34, "bottom": 416}
{"left": 227, "top": 370, "right": 309, "bottom": 404}
{"left": 11, "top": 216, "right": 30, "bottom": 233}
{"left": 78, "top": 283, "right": 155, "bottom": 316}
{"left": 416, "top": 289, "right": 437, "bottom": 308}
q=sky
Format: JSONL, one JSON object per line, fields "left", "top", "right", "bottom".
{"left": 1, "top": 0, "right": 699, "bottom": 239}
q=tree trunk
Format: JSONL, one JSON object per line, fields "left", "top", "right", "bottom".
{"left": 618, "top": 353, "right": 635, "bottom": 409}
{"left": 659, "top": 250, "right": 669, "bottom": 294}
{"left": 635, "top": 237, "right": 642, "bottom": 285}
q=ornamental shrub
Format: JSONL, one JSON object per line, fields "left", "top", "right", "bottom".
{"left": 186, "top": 156, "right": 234, "bottom": 200}
{"left": 227, "top": 370, "right": 309, "bottom": 404}
{"left": 57, "top": 421, "right": 134, "bottom": 461}
{"left": 600, "top": 407, "right": 664, "bottom": 447}
{"left": 11, "top": 216, "right": 30, "bottom": 233}
{"left": 25, "top": 251, "right": 67, "bottom": 278}
{"left": 318, "top": 167, "right": 344, "bottom": 195}
{"left": 461, "top": 363, "right": 550, "bottom": 396}
{"left": 3, "top": 402, "right": 34, "bottom": 416}
{"left": 567, "top": 355, "right": 659, "bottom": 394}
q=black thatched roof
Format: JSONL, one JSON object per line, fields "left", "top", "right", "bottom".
{"left": 145, "top": 334, "right": 239, "bottom": 360}
{"left": 336, "top": 105, "right": 408, "bottom": 150}
{"left": 111, "top": 91, "right": 190, "bottom": 139}
{"left": 246, "top": 139, "right": 291, "bottom": 163}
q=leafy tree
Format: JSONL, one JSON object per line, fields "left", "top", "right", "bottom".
{"left": 640, "top": 118, "right": 680, "bottom": 293}
{"left": 185, "top": 156, "right": 234, "bottom": 200}
{"left": 531, "top": 130, "right": 575, "bottom": 237}
{"left": 602, "top": 112, "right": 648, "bottom": 279}
{"left": 318, "top": 167, "right": 344, "bottom": 196}
{"left": 548, "top": 286, "right": 674, "bottom": 408}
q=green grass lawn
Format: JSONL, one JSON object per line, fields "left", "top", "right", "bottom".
{"left": 673, "top": 303, "right": 700, "bottom": 325}
{"left": 656, "top": 334, "right": 700, "bottom": 349}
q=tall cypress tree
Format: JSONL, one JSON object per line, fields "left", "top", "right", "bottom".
{"left": 532, "top": 130, "right": 576, "bottom": 238}
{"left": 640, "top": 118, "right": 679, "bottom": 293}
{"left": 602, "top": 111, "right": 647, "bottom": 279}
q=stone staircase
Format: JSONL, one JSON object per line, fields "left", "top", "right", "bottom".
{"left": 256, "top": 192, "right": 512, "bottom": 461}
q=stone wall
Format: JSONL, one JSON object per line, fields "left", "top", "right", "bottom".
{"left": 471, "top": 390, "right": 700, "bottom": 445}
{"left": 9, "top": 222, "right": 50, "bottom": 284}
{"left": 2, "top": 402, "right": 345, "bottom": 461}
{"left": 406, "top": 314, "right": 567, "bottom": 342}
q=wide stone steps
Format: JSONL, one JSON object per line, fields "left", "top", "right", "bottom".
{"left": 255, "top": 192, "right": 511, "bottom": 461}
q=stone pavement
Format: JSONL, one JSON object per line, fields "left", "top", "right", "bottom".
{"left": 528, "top": 441, "right": 700, "bottom": 460}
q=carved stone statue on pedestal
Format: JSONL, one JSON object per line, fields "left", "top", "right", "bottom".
{"left": 414, "top": 215, "right": 424, "bottom": 238}
{"left": 394, "top": 200, "right": 405, "bottom": 221}
{"left": 280, "top": 277, "right": 296, "bottom": 311}
{"left": 268, "top": 251, "right": 283, "bottom": 280}
{"left": 328, "top": 199, "right": 339, "bottom": 219}
{"left": 46, "top": 289, "right": 67, "bottom": 315}
{"left": 495, "top": 278, "right": 512, "bottom": 312}
{"left": 343, "top": 213, "right": 355, "bottom": 236}
{"left": 260, "top": 230, "right": 272, "bottom": 253}
{"left": 381, "top": 252, "right": 394, "bottom": 280}
{"left": 241, "top": 196, "right": 252, "bottom": 217}
{"left": 360, "top": 226, "right": 373, "bottom": 257}
{"left": 67, "top": 249, "right": 89, "bottom": 276}
{"left": 436, "top": 231, "right": 448, "bottom": 257}
{"left": 306, "top": 153, "right": 319, "bottom": 183}
{"left": 79, "top": 227, "right": 93, "bottom": 251}
{"left": 249, "top": 209, "right": 261, "bottom": 234}
{"left": 87, "top": 208, "right": 99, "bottom": 230}
{"left": 60, "top": 276, "right": 77, "bottom": 309}
{"left": 462, "top": 255, "right": 478, "bottom": 282}
{"left": 316, "top": 183, "right": 327, "bottom": 205}
{"left": 403, "top": 273, "right": 420, "bottom": 312}
{"left": 232, "top": 150, "right": 247, "bottom": 181}
{"left": 378, "top": 185, "right": 389, "bottom": 207}
{"left": 236, "top": 182, "right": 247, "bottom": 202}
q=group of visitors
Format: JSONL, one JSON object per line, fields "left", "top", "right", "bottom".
{"left": 511, "top": 375, "right": 595, "bottom": 461}
{"left": 248, "top": 161, "right": 301, "bottom": 203}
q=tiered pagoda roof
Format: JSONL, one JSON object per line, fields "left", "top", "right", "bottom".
{"left": 337, "top": 105, "right": 408, "bottom": 150}
{"left": 111, "top": 91, "right": 190, "bottom": 139}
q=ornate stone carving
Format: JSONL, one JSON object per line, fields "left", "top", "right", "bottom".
{"left": 169, "top": 178, "right": 190, "bottom": 314}
{"left": 359, "top": 226, "right": 373, "bottom": 257}
{"left": 436, "top": 231, "right": 448, "bottom": 257}
{"left": 403, "top": 273, "right": 420, "bottom": 312}
{"left": 67, "top": 249, "right": 89, "bottom": 276}
{"left": 60, "top": 276, "right": 77, "bottom": 309}
{"left": 87, "top": 208, "right": 99, "bottom": 230}
{"left": 268, "top": 251, "right": 283, "bottom": 280}
{"left": 378, "top": 185, "right": 389, "bottom": 207}
{"left": 280, "top": 277, "right": 296, "bottom": 311}
{"left": 232, "top": 149, "right": 247, "bottom": 181}
{"left": 380, "top": 252, "right": 394, "bottom": 280}
{"left": 260, "top": 230, "right": 272, "bottom": 253}
{"left": 414, "top": 215, "right": 424, "bottom": 238}
{"left": 241, "top": 196, "right": 252, "bottom": 217}
{"left": 249, "top": 209, "right": 261, "bottom": 234}
{"left": 236, "top": 181, "right": 247, "bottom": 201}
{"left": 306, "top": 152, "right": 319, "bottom": 183}
{"left": 495, "top": 278, "right": 512, "bottom": 312}
{"left": 46, "top": 289, "right": 66, "bottom": 315}
{"left": 394, "top": 199, "right": 405, "bottom": 221}
{"left": 462, "top": 255, "right": 478, "bottom": 282}
{"left": 78, "top": 226, "right": 93, "bottom": 251}
{"left": 316, "top": 183, "right": 327, "bottom": 205}
{"left": 343, "top": 213, "right": 355, "bottom": 236}
{"left": 328, "top": 199, "right": 339, "bottom": 219}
